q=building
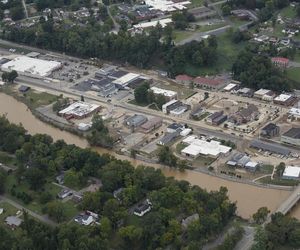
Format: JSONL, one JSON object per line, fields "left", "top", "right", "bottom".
{"left": 245, "top": 161, "right": 259, "bottom": 172}
{"left": 206, "top": 111, "right": 227, "bottom": 126}
{"left": 282, "top": 166, "right": 300, "bottom": 180}
{"left": 237, "top": 87, "right": 254, "bottom": 97}
{"left": 162, "top": 99, "right": 182, "bottom": 114}
{"left": 125, "top": 114, "right": 148, "bottom": 128}
{"left": 175, "top": 74, "right": 193, "bottom": 85}
{"left": 180, "top": 128, "right": 192, "bottom": 137}
{"left": 134, "top": 200, "right": 152, "bottom": 217}
{"left": 188, "top": 6, "right": 216, "bottom": 19}
{"left": 274, "top": 94, "right": 297, "bottom": 106}
{"left": 182, "top": 213, "right": 199, "bottom": 229}
{"left": 78, "top": 122, "right": 92, "bottom": 131}
{"left": 95, "top": 65, "right": 117, "bottom": 76}
{"left": 271, "top": 57, "right": 289, "bottom": 68}
{"left": 150, "top": 86, "right": 177, "bottom": 100}
{"left": 57, "top": 189, "right": 73, "bottom": 199}
{"left": 90, "top": 78, "right": 117, "bottom": 97}
{"left": 181, "top": 135, "right": 231, "bottom": 158}
{"left": 1, "top": 56, "right": 62, "bottom": 78}
{"left": 158, "top": 132, "right": 179, "bottom": 145}
{"left": 250, "top": 139, "right": 291, "bottom": 156}
{"left": 193, "top": 76, "right": 226, "bottom": 90}
{"left": 56, "top": 173, "right": 64, "bottom": 185}
{"left": 288, "top": 107, "right": 300, "bottom": 119}
{"left": 260, "top": 123, "right": 280, "bottom": 138}
{"left": 113, "top": 73, "right": 140, "bottom": 89}
{"left": 229, "top": 104, "right": 259, "bottom": 125}
{"left": 140, "top": 117, "right": 163, "bottom": 133}
{"left": 74, "top": 211, "right": 99, "bottom": 226}
{"left": 5, "top": 216, "right": 22, "bottom": 229}
{"left": 281, "top": 127, "right": 300, "bottom": 147}
{"left": 227, "top": 153, "right": 251, "bottom": 167}
{"left": 145, "top": 0, "right": 191, "bottom": 12}
{"left": 223, "top": 83, "right": 239, "bottom": 92}
{"left": 132, "top": 18, "right": 172, "bottom": 29}
{"left": 167, "top": 123, "right": 184, "bottom": 133}
{"left": 254, "top": 89, "right": 272, "bottom": 99}
{"left": 169, "top": 105, "right": 190, "bottom": 115}
{"left": 190, "top": 107, "right": 204, "bottom": 120}
{"left": 58, "top": 101, "right": 100, "bottom": 119}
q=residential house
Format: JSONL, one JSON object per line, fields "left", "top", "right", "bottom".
{"left": 5, "top": 216, "right": 22, "bottom": 229}
{"left": 158, "top": 132, "right": 180, "bottom": 146}
{"left": 134, "top": 199, "right": 152, "bottom": 217}
{"left": 206, "top": 111, "right": 227, "bottom": 125}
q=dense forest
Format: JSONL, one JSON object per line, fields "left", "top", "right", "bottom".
{"left": 0, "top": 116, "right": 236, "bottom": 249}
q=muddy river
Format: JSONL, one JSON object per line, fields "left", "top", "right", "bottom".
{"left": 0, "top": 92, "right": 299, "bottom": 220}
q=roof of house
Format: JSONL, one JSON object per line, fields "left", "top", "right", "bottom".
{"left": 274, "top": 94, "right": 293, "bottom": 102}
{"left": 126, "top": 114, "right": 147, "bottom": 126}
{"left": 208, "top": 111, "right": 223, "bottom": 121}
{"left": 5, "top": 216, "right": 22, "bottom": 227}
{"left": 271, "top": 57, "right": 289, "bottom": 64}
{"left": 283, "top": 166, "right": 300, "bottom": 178}
{"left": 182, "top": 213, "right": 199, "bottom": 228}
{"left": 18, "top": 85, "right": 30, "bottom": 92}
{"left": 159, "top": 132, "right": 179, "bottom": 144}
{"left": 175, "top": 74, "right": 193, "bottom": 81}
{"left": 282, "top": 127, "right": 300, "bottom": 139}
{"left": 193, "top": 76, "right": 223, "bottom": 86}
{"left": 140, "top": 117, "right": 162, "bottom": 130}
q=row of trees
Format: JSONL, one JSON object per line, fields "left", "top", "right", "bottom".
{"left": 0, "top": 115, "right": 236, "bottom": 249}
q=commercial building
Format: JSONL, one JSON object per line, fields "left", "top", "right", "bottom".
{"left": 229, "top": 104, "right": 259, "bottom": 125}
{"left": 158, "top": 131, "right": 179, "bottom": 145}
{"left": 113, "top": 72, "right": 140, "bottom": 89}
{"left": 223, "top": 82, "right": 239, "bottom": 92}
{"left": 140, "top": 117, "right": 163, "bottom": 133}
{"left": 274, "top": 94, "right": 297, "bottom": 106}
{"left": 1, "top": 56, "right": 62, "bottom": 78}
{"left": 162, "top": 99, "right": 182, "bottom": 114}
{"left": 254, "top": 89, "right": 272, "bottom": 99}
{"left": 271, "top": 57, "right": 289, "bottom": 68}
{"left": 145, "top": 0, "right": 191, "bottom": 12}
{"left": 133, "top": 18, "right": 172, "bottom": 29}
{"left": 237, "top": 87, "right": 253, "bottom": 97}
{"left": 260, "top": 123, "right": 280, "bottom": 138}
{"left": 190, "top": 107, "right": 204, "bottom": 120}
{"left": 281, "top": 127, "right": 300, "bottom": 147}
{"left": 227, "top": 153, "right": 251, "bottom": 167}
{"left": 150, "top": 86, "right": 177, "bottom": 100}
{"left": 181, "top": 135, "right": 231, "bottom": 158}
{"left": 175, "top": 74, "right": 193, "bottom": 85}
{"left": 288, "top": 108, "right": 300, "bottom": 119}
{"left": 90, "top": 78, "right": 117, "bottom": 97}
{"left": 206, "top": 111, "right": 227, "bottom": 126}
{"left": 250, "top": 139, "right": 291, "bottom": 156}
{"left": 167, "top": 123, "right": 185, "bottom": 133}
{"left": 282, "top": 166, "right": 300, "bottom": 180}
{"left": 193, "top": 76, "right": 226, "bottom": 90}
{"left": 58, "top": 101, "right": 100, "bottom": 119}
{"left": 125, "top": 114, "right": 148, "bottom": 128}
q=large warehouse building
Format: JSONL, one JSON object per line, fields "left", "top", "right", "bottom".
{"left": 1, "top": 56, "right": 62, "bottom": 78}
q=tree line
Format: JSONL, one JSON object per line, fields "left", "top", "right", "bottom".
{"left": 0, "top": 115, "right": 236, "bottom": 249}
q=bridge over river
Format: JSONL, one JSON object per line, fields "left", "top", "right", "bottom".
{"left": 275, "top": 185, "right": 300, "bottom": 215}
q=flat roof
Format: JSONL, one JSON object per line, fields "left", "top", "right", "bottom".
{"left": 282, "top": 127, "right": 300, "bottom": 139}
{"left": 283, "top": 166, "right": 300, "bottom": 178}
{"left": 289, "top": 108, "right": 300, "bottom": 117}
{"left": 250, "top": 139, "right": 291, "bottom": 156}
{"left": 113, "top": 73, "right": 140, "bottom": 86}
{"left": 133, "top": 18, "right": 172, "bottom": 29}
{"left": 145, "top": 0, "right": 191, "bottom": 12}
{"left": 274, "top": 94, "right": 292, "bottom": 102}
{"left": 223, "top": 83, "right": 237, "bottom": 91}
{"left": 150, "top": 86, "right": 177, "bottom": 97}
{"left": 254, "top": 88, "right": 271, "bottom": 96}
{"left": 182, "top": 136, "right": 231, "bottom": 157}
{"left": 59, "top": 101, "right": 100, "bottom": 117}
{"left": 1, "top": 56, "right": 61, "bottom": 77}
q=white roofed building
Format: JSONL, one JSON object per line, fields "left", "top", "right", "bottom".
{"left": 274, "top": 94, "right": 296, "bottom": 106}
{"left": 113, "top": 73, "right": 140, "bottom": 89}
{"left": 288, "top": 108, "right": 300, "bottom": 119}
{"left": 282, "top": 166, "right": 300, "bottom": 180}
{"left": 181, "top": 135, "right": 231, "bottom": 158}
{"left": 1, "top": 56, "right": 62, "bottom": 78}
{"left": 150, "top": 86, "right": 177, "bottom": 100}
{"left": 133, "top": 18, "right": 172, "bottom": 29}
{"left": 145, "top": 0, "right": 191, "bottom": 12}
{"left": 59, "top": 101, "right": 100, "bottom": 119}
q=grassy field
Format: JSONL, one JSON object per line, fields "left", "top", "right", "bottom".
{"left": 189, "top": 0, "right": 204, "bottom": 8}
{"left": 157, "top": 82, "right": 196, "bottom": 99}
{"left": 173, "top": 30, "right": 195, "bottom": 43}
{"left": 258, "top": 176, "right": 299, "bottom": 186}
{"left": 280, "top": 6, "right": 297, "bottom": 18}
{"left": 197, "top": 23, "right": 227, "bottom": 32}
{"left": 287, "top": 68, "right": 300, "bottom": 86}
{"left": 0, "top": 202, "right": 19, "bottom": 225}
{"left": 176, "top": 142, "right": 187, "bottom": 154}
{"left": 62, "top": 200, "right": 80, "bottom": 221}
{"left": 193, "top": 155, "right": 215, "bottom": 167}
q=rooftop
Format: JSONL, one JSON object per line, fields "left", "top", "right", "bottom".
{"left": 193, "top": 76, "right": 224, "bottom": 86}
{"left": 283, "top": 166, "right": 300, "bottom": 178}
{"left": 254, "top": 88, "right": 271, "bottom": 96}
{"left": 262, "top": 123, "right": 279, "bottom": 132}
{"left": 175, "top": 74, "right": 193, "bottom": 81}
{"left": 274, "top": 94, "right": 292, "bottom": 102}
{"left": 223, "top": 83, "right": 237, "bottom": 91}
{"left": 282, "top": 127, "right": 300, "bottom": 139}
{"left": 59, "top": 101, "right": 100, "bottom": 117}
{"left": 150, "top": 86, "right": 177, "bottom": 97}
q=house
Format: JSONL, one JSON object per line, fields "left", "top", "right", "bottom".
{"left": 18, "top": 85, "right": 30, "bottom": 93}
{"left": 74, "top": 211, "right": 99, "bottom": 226}
{"left": 245, "top": 161, "right": 259, "bottom": 172}
{"left": 260, "top": 123, "right": 280, "bottom": 138}
{"left": 57, "top": 189, "right": 73, "bottom": 199}
{"left": 133, "top": 199, "right": 152, "bottom": 217}
{"left": 56, "top": 173, "right": 64, "bottom": 185}
{"left": 72, "top": 194, "right": 83, "bottom": 203}
{"left": 166, "top": 123, "right": 184, "bottom": 133}
{"left": 271, "top": 57, "right": 289, "bottom": 68}
{"left": 281, "top": 127, "right": 300, "bottom": 147}
{"left": 229, "top": 104, "right": 259, "bottom": 125}
{"left": 140, "top": 117, "right": 162, "bottom": 133}
{"left": 206, "top": 111, "right": 227, "bottom": 126}
{"left": 282, "top": 166, "right": 300, "bottom": 180}
{"left": 150, "top": 87, "right": 177, "bottom": 101}
{"left": 274, "top": 94, "right": 297, "bottom": 106}
{"left": 5, "top": 216, "right": 22, "bottom": 229}
{"left": 113, "top": 188, "right": 124, "bottom": 201}
{"left": 158, "top": 132, "right": 179, "bottom": 146}
{"left": 175, "top": 74, "right": 193, "bottom": 85}
{"left": 125, "top": 114, "right": 148, "bottom": 128}
{"left": 193, "top": 76, "right": 226, "bottom": 90}
{"left": 162, "top": 100, "right": 182, "bottom": 114}
{"left": 182, "top": 213, "right": 199, "bottom": 229}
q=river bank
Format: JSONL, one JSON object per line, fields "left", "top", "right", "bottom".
{"left": 0, "top": 91, "right": 298, "bottom": 219}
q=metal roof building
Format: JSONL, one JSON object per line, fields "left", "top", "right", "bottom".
{"left": 250, "top": 139, "right": 291, "bottom": 156}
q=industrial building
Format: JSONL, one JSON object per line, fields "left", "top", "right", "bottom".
{"left": 227, "top": 152, "right": 258, "bottom": 171}
{"left": 90, "top": 78, "right": 117, "bottom": 97}
{"left": 150, "top": 86, "right": 177, "bottom": 100}
{"left": 274, "top": 94, "right": 297, "bottom": 106}
{"left": 1, "top": 56, "right": 62, "bottom": 78}
{"left": 254, "top": 89, "right": 273, "bottom": 99}
{"left": 288, "top": 108, "right": 300, "bottom": 120}
{"left": 125, "top": 114, "right": 148, "bottom": 128}
{"left": 181, "top": 135, "right": 231, "bottom": 158}
{"left": 113, "top": 72, "right": 140, "bottom": 89}
{"left": 281, "top": 127, "right": 300, "bottom": 147}
{"left": 223, "top": 82, "right": 239, "bottom": 92}
{"left": 282, "top": 166, "right": 300, "bottom": 180}
{"left": 260, "top": 123, "right": 280, "bottom": 138}
{"left": 193, "top": 76, "right": 227, "bottom": 90}
{"left": 58, "top": 101, "right": 100, "bottom": 119}
{"left": 158, "top": 132, "right": 179, "bottom": 145}
{"left": 162, "top": 100, "right": 181, "bottom": 114}
{"left": 133, "top": 18, "right": 172, "bottom": 29}
{"left": 140, "top": 117, "right": 162, "bottom": 133}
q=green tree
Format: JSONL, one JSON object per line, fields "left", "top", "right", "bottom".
{"left": 134, "top": 83, "right": 150, "bottom": 104}
{"left": 119, "top": 225, "right": 143, "bottom": 248}
{"left": 45, "top": 201, "right": 66, "bottom": 222}
{"left": 252, "top": 226, "right": 268, "bottom": 250}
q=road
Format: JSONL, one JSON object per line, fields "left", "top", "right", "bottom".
{"left": 21, "top": 0, "right": 29, "bottom": 19}
{"left": 234, "top": 226, "right": 255, "bottom": 250}
{"left": 107, "top": 6, "right": 120, "bottom": 33}
{"left": 0, "top": 195, "right": 57, "bottom": 227}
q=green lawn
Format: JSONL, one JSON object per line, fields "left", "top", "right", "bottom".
{"left": 173, "top": 30, "right": 195, "bottom": 43}
{"left": 228, "top": 17, "right": 249, "bottom": 29}
{"left": 0, "top": 202, "right": 18, "bottom": 225}
{"left": 128, "top": 99, "right": 148, "bottom": 107}
{"left": 176, "top": 142, "right": 187, "bottom": 154}
{"left": 157, "top": 82, "right": 196, "bottom": 99}
{"left": 287, "top": 68, "right": 300, "bottom": 87}
{"left": 197, "top": 23, "right": 227, "bottom": 32}
{"left": 280, "top": 6, "right": 297, "bottom": 18}
{"left": 193, "top": 155, "right": 215, "bottom": 167}
{"left": 258, "top": 176, "right": 299, "bottom": 186}
{"left": 62, "top": 201, "right": 80, "bottom": 221}
{"left": 259, "top": 164, "right": 274, "bottom": 174}
{"left": 189, "top": 0, "right": 204, "bottom": 8}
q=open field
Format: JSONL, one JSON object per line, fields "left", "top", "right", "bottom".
{"left": 287, "top": 68, "right": 300, "bottom": 87}
{"left": 258, "top": 176, "right": 299, "bottom": 186}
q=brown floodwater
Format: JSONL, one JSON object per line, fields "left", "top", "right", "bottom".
{"left": 0, "top": 92, "right": 299, "bottom": 220}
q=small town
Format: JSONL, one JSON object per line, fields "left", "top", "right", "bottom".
{"left": 0, "top": 0, "right": 299, "bottom": 249}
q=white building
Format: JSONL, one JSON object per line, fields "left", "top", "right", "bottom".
{"left": 113, "top": 73, "right": 140, "bottom": 89}
{"left": 254, "top": 89, "right": 272, "bottom": 99}
{"left": 59, "top": 101, "right": 100, "bottom": 119}
{"left": 223, "top": 83, "right": 237, "bottom": 92}
{"left": 1, "top": 56, "right": 62, "bottom": 78}
{"left": 133, "top": 18, "right": 172, "bottom": 29}
{"left": 150, "top": 86, "right": 177, "bottom": 100}
{"left": 145, "top": 0, "right": 191, "bottom": 12}
{"left": 282, "top": 166, "right": 300, "bottom": 180}
{"left": 288, "top": 108, "right": 300, "bottom": 119}
{"left": 181, "top": 135, "right": 231, "bottom": 158}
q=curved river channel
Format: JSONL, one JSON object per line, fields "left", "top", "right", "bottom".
{"left": 0, "top": 92, "right": 299, "bottom": 220}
